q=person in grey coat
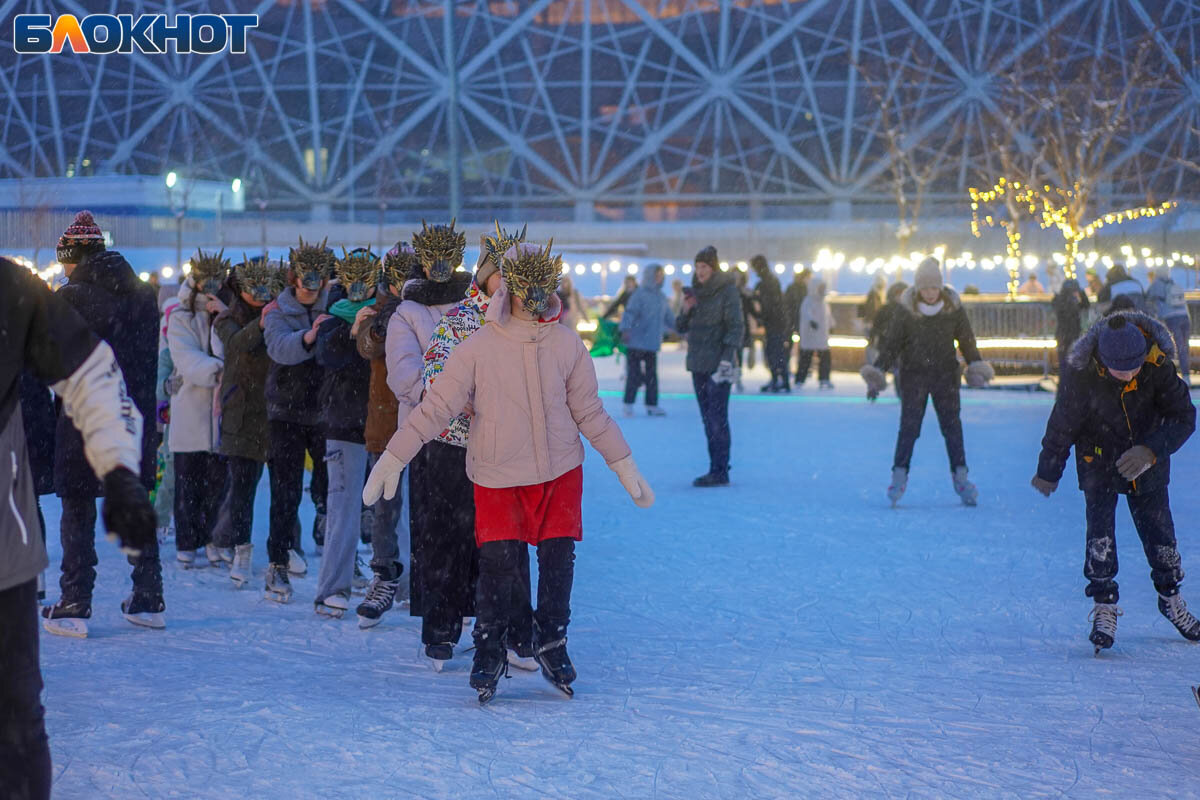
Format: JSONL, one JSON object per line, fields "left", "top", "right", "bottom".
{"left": 619, "top": 263, "right": 675, "bottom": 416}
{"left": 676, "top": 246, "right": 744, "bottom": 487}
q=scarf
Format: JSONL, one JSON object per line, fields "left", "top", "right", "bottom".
{"left": 329, "top": 297, "right": 376, "bottom": 325}
{"left": 917, "top": 300, "right": 944, "bottom": 317}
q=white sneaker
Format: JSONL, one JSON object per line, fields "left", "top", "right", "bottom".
{"left": 887, "top": 467, "right": 908, "bottom": 507}
{"left": 230, "top": 544, "right": 253, "bottom": 588}
{"left": 204, "top": 543, "right": 226, "bottom": 568}
{"left": 622, "top": 403, "right": 635, "bottom": 417}
{"left": 288, "top": 549, "right": 308, "bottom": 577}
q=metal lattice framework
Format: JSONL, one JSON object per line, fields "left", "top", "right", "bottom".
{"left": 1, "top": 0, "right": 1198, "bottom": 222}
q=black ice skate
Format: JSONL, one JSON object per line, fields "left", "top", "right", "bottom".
{"left": 265, "top": 563, "right": 293, "bottom": 603}
{"left": 315, "top": 592, "right": 350, "bottom": 619}
{"left": 41, "top": 598, "right": 92, "bottom": 638}
{"left": 356, "top": 569, "right": 401, "bottom": 629}
{"left": 470, "top": 628, "right": 509, "bottom": 705}
{"left": 1089, "top": 602, "right": 1122, "bottom": 655}
{"left": 121, "top": 593, "right": 166, "bottom": 629}
{"left": 425, "top": 642, "right": 454, "bottom": 672}
{"left": 1158, "top": 592, "right": 1200, "bottom": 641}
{"left": 534, "top": 636, "right": 577, "bottom": 697}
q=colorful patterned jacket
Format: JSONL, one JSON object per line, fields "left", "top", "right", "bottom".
{"left": 422, "top": 280, "right": 489, "bottom": 447}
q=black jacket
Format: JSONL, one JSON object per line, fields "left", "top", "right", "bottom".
{"left": 19, "top": 371, "right": 56, "bottom": 496}
{"left": 214, "top": 296, "right": 271, "bottom": 462}
{"left": 874, "top": 287, "right": 981, "bottom": 376}
{"left": 315, "top": 286, "right": 371, "bottom": 444}
{"left": 1037, "top": 312, "right": 1195, "bottom": 495}
{"left": 1052, "top": 287, "right": 1090, "bottom": 347}
{"left": 676, "top": 270, "right": 745, "bottom": 374}
{"left": 53, "top": 251, "right": 159, "bottom": 496}
{"left": 783, "top": 280, "right": 807, "bottom": 336}
{"left": 751, "top": 270, "right": 787, "bottom": 334}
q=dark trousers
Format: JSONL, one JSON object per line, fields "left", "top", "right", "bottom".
{"left": 764, "top": 330, "right": 789, "bottom": 385}
{"left": 1084, "top": 486, "right": 1184, "bottom": 604}
{"left": 692, "top": 372, "right": 732, "bottom": 476}
{"left": 476, "top": 538, "right": 574, "bottom": 651}
{"left": 893, "top": 370, "right": 966, "bottom": 472}
{"left": 0, "top": 579, "right": 51, "bottom": 800}
{"left": 227, "top": 456, "right": 264, "bottom": 548}
{"left": 59, "top": 494, "right": 162, "bottom": 604}
{"left": 408, "top": 442, "right": 478, "bottom": 646}
{"left": 172, "top": 451, "right": 227, "bottom": 553}
{"left": 267, "top": 421, "right": 326, "bottom": 565}
{"left": 623, "top": 348, "right": 660, "bottom": 407}
{"left": 796, "top": 349, "right": 831, "bottom": 384}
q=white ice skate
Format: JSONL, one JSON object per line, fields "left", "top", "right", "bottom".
{"left": 41, "top": 599, "right": 90, "bottom": 639}
{"left": 887, "top": 467, "right": 908, "bottom": 507}
{"left": 315, "top": 593, "right": 350, "bottom": 619}
{"left": 622, "top": 403, "right": 634, "bottom": 418}
{"left": 953, "top": 467, "right": 978, "bottom": 507}
{"left": 264, "top": 564, "right": 293, "bottom": 604}
{"left": 176, "top": 549, "right": 205, "bottom": 569}
{"left": 287, "top": 549, "right": 308, "bottom": 577}
{"left": 1089, "top": 602, "right": 1122, "bottom": 655}
{"left": 229, "top": 544, "right": 253, "bottom": 588}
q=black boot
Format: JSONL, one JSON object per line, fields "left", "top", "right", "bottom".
{"left": 693, "top": 471, "right": 730, "bottom": 488}
{"left": 534, "top": 620, "right": 576, "bottom": 697}
{"left": 470, "top": 625, "right": 508, "bottom": 704}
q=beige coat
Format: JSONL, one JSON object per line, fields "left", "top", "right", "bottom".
{"left": 384, "top": 285, "right": 631, "bottom": 488}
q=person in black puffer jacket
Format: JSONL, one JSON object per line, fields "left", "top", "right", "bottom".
{"left": 750, "top": 255, "right": 790, "bottom": 392}
{"left": 861, "top": 257, "right": 993, "bottom": 507}
{"left": 676, "top": 246, "right": 744, "bottom": 487}
{"left": 41, "top": 211, "right": 164, "bottom": 633}
{"left": 1052, "top": 278, "right": 1090, "bottom": 375}
{"left": 1033, "top": 312, "right": 1199, "bottom": 652}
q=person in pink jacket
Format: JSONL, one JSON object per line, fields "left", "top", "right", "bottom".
{"left": 364, "top": 242, "right": 654, "bottom": 704}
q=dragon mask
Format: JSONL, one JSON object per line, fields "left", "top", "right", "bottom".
{"left": 413, "top": 218, "right": 466, "bottom": 283}
{"left": 189, "top": 249, "right": 230, "bottom": 296}
{"left": 501, "top": 240, "right": 562, "bottom": 317}
{"left": 337, "top": 247, "right": 381, "bottom": 303}
{"left": 235, "top": 255, "right": 286, "bottom": 306}
{"left": 383, "top": 242, "right": 418, "bottom": 290}
{"left": 289, "top": 236, "right": 335, "bottom": 291}
{"left": 483, "top": 221, "right": 528, "bottom": 270}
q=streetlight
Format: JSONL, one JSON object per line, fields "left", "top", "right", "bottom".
{"left": 231, "top": 178, "right": 242, "bottom": 194}
{"left": 166, "top": 171, "right": 178, "bottom": 189}
{"left": 165, "top": 171, "right": 183, "bottom": 276}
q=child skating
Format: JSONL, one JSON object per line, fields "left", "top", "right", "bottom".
{"left": 363, "top": 241, "right": 654, "bottom": 703}
{"left": 1032, "top": 310, "right": 1200, "bottom": 653}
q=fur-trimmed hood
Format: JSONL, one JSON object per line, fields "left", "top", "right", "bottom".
{"left": 401, "top": 270, "right": 472, "bottom": 306}
{"left": 898, "top": 285, "right": 962, "bottom": 317}
{"left": 1068, "top": 310, "right": 1177, "bottom": 370}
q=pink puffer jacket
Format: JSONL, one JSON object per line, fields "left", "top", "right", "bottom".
{"left": 385, "top": 284, "right": 631, "bottom": 488}
{"left": 384, "top": 283, "right": 462, "bottom": 429}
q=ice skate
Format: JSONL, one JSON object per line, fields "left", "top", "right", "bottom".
{"left": 287, "top": 548, "right": 307, "bottom": 577}
{"left": 205, "top": 543, "right": 229, "bottom": 568}
{"left": 622, "top": 403, "right": 634, "bottom": 418}
{"left": 156, "top": 520, "right": 173, "bottom": 546}
{"left": 887, "top": 467, "right": 908, "bottom": 507}
{"left": 952, "top": 466, "right": 978, "bottom": 507}
{"left": 819, "top": 380, "right": 834, "bottom": 390}
{"left": 41, "top": 599, "right": 91, "bottom": 638}
{"left": 229, "top": 544, "right": 253, "bottom": 588}
{"left": 425, "top": 642, "right": 453, "bottom": 672}
{"left": 356, "top": 571, "right": 401, "bottom": 629}
{"left": 315, "top": 592, "right": 350, "bottom": 619}
{"left": 264, "top": 563, "right": 293, "bottom": 603}
{"left": 646, "top": 406, "right": 667, "bottom": 417}
{"left": 534, "top": 635, "right": 576, "bottom": 697}
{"left": 121, "top": 593, "right": 166, "bottom": 629}
{"left": 176, "top": 549, "right": 205, "bottom": 569}
{"left": 470, "top": 629, "right": 509, "bottom": 705}
{"left": 1158, "top": 592, "right": 1200, "bottom": 641}
{"left": 692, "top": 471, "right": 730, "bottom": 488}
{"left": 1089, "top": 602, "right": 1122, "bottom": 654}
{"left": 507, "top": 643, "right": 539, "bottom": 672}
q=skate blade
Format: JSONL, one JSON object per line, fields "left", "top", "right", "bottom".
{"left": 507, "top": 651, "right": 539, "bottom": 672}
{"left": 357, "top": 614, "right": 383, "bottom": 629}
{"left": 315, "top": 605, "right": 345, "bottom": 619}
{"left": 230, "top": 576, "right": 248, "bottom": 589}
{"left": 287, "top": 567, "right": 307, "bottom": 577}
{"left": 1193, "top": 686, "right": 1200, "bottom": 710}
{"left": 43, "top": 617, "right": 88, "bottom": 638}
{"left": 265, "top": 590, "right": 293, "bottom": 604}
{"left": 477, "top": 686, "right": 497, "bottom": 705}
{"left": 551, "top": 682, "right": 574, "bottom": 697}
{"left": 124, "top": 612, "right": 166, "bottom": 630}
{"left": 430, "top": 658, "right": 448, "bottom": 673}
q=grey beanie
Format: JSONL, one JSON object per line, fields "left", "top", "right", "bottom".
{"left": 914, "top": 256, "right": 944, "bottom": 291}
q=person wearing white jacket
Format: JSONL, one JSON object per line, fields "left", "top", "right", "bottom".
{"left": 167, "top": 253, "right": 230, "bottom": 569}
{"left": 797, "top": 281, "right": 833, "bottom": 389}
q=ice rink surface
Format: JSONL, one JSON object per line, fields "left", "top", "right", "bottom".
{"left": 39, "top": 349, "right": 1200, "bottom": 798}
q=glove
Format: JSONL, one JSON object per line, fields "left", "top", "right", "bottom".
{"left": 712, "top": 360, "right": 736, "bottom": 384}
{"left": 1030, "top": 475, "right": 1058, "bottom": 497}
{"left": 1116, "top": 445, "right": 1156, "bottom": 481}
{"left": 164, "top": 373, "right": 183, "bottom": 396}
{"left": 964, "top": 360, "right": 995, "bottom": 388}
{"left": 363, "top": 450, "right": 406, "bottom": 505}
{"left": 101, "top": 467, "right": 156, "bottom": 557}
{"left": 860, "top": 364, "right": 887, "bottom": 400}
{"left": 609, "top": 455, "right": 655, "bottom": 509}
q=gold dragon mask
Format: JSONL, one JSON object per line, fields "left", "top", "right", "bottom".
{"left": 413, "top": 219, "right": 466, "bottom": 282}
{"left": 337, "top": 247, "right": 381, "bottom": 303}
{"left": 501, "top": 241, "right": 562, "bottom": 317}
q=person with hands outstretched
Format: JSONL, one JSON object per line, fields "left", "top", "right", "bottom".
{"left": 1033, "top": 310, "right": 1200, "bottom": 654}
{"left": 363, "top": 241, "right": 653, "bottom": 704}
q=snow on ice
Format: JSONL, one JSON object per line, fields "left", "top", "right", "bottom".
{"left": 38, "top": 349, "right": 1200, "bottom": 798}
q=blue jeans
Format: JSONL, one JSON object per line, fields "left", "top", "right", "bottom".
{"left": 692, "top": 372, "right": 732, "bottom": 475}
{"left": 367, "top": 452, "right": 409, "bottom": 590}
{"left": 314, "top": 440, "right": 368, "bottom": 603}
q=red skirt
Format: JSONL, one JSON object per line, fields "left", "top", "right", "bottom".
{"left": 473, "top": 466, "right": 583, "bottom": 546}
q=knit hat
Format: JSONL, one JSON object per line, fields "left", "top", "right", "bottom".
{"left": 913, "top": 256, "right": 943, "bottom": 291}
{"left": 1097, "top": 315, "right": 1148, "bottom": 372}
{"left": 695, "top": 245, "right": 719, "bottom": 270}
{"left": 56, "top": 210, "right": 105, "bottom": 264}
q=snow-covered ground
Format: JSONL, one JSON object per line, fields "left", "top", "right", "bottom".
{"left": 39, "top": 348, "right": 1200, "bottom": 798}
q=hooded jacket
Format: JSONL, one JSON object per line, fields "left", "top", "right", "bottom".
{"left": 166, "top": 280, "right": 224, "bottom": 454}
{"left": 675, "top": 269, "right": 745, "bottom": 374}
{"left": 385, "top": 271, "right": 472, "bottom": 431}
{"left": 1097, "top": 265, "right": 1145, "bottom": 310}
{"left": 213, "top": 295, "right": 271, "bottom": 462}
{"left": 57, "top": 250, "right": 159, "bottom": 493}
{"left": 751, "top": 267, "right": 788, "bottom": 333}
{"left": 619, "top": 265, "right": 675, "bottom": 352}
{"left": 315, "top": 285, "right": 371, "bottom": 443}
{"left": 385, "top": 282, "right": 631, "bottom": 489}
{"left": 1037, "top": 311, "right": 1194, "bottom": 495}
{"left": 263, "top": 285, "right": 330, "bottom": 423}
{"left": 1051, "top": 280, "right": 1090, "bottom": 347}
{"left": 874, "top": 286, "right": 981, "bottom": 375}
{"left": 1146, "top": 272, "right": 1189, "bottom": 321}
{"left": 799, "top": 284, "right": 832, "bottom": 351}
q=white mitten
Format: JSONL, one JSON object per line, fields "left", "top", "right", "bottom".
{"left": 964, "top": 360, "right": 995, "bottom": 388}
{"left": 609, "top": 455, "right": 655, "bottom": 509}
{"left": 712, "top": 360, "right": 736, "bottom": 385}
{"left": 362, "top": 450, "right": 406, "bottom": 505}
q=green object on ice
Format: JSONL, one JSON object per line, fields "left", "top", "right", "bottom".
{"left": 590, "top": 318, "right": 624, "bottom": 358}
